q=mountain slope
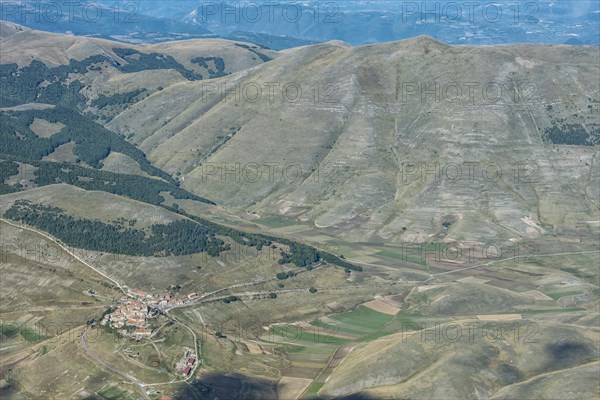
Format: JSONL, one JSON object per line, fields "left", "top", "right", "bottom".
{"left": 105, "top": 37, "right": 600, "bottom": 244}
{"left": 0, "top": 20, "right": 276, "bottom": 72}
{"left": 0, "top": 21, "right": 278, "bottom": 189}
{"left": 1, "top": 24, "right": 599, "bottom": 400}
{"left": 319, "top": 320, "right": 599, "bottom": 399}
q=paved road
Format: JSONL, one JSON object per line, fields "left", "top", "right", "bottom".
{"left": 3, "top": 217, "right": 205, "bottom": 391}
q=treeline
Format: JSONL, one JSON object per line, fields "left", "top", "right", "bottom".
{"left": 544, "top": 121, "right": 600, "bottom": 146}
{"left": 0, "top": 49, "right": 361, "bottom": 271}
{"left": 92, "top": 89, "right": 146, "bottom": 109}
{"left": 164, "top": 206, "right": 363, "bottom": 271}
{"left": 167, "top": 207, "right": 317, "bottom": 267}
{"left": 0, "top": 49, "right": 201, "bottom": 110}
{"left": 31, "top": 161, "right": 214, "bottom": 206}
{"left": 278, "top": 243, "right": 320, "bottom": 267}
{"left": 2, "top": 194, "right": 360, "bottom": 270}
{"left": 0, "top": 57, "right": 106, "bottom": 107}
{"left": 4, "top": 200, "right": 228, "bottom": 257}
{"left": 0, "top": 107, "right": 174, "bottom": 182}
{"left": 113, "top": 48, "right": 202, "bottom": 81}
{"left": 0, "top": 160, "right": 21, "bottom": 194}
{"left": 0, "top": 49, "right": 202, "bottom": 107}
{"left": 319, "top": 252, "right": 363, "bottom": 271}
{"left": 234, "top": 44, "right": 273, "bottom": 62}
{"left": 191, "top": 56, "right": 227, "bottom": 78}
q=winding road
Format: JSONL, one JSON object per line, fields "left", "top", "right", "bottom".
{"left": 81, "top": 325, "right": 152, "bottom": 400}
{"left": 1, "top": 217, "right": 126, "bottom": 294}
{"left": 5, "top": 216, "right": 599, "bottom": 400}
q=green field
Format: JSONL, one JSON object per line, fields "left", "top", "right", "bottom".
{"left": 284, "top": 344, "right": 335, "bottom": 355}
{"left": 0, "top": 323, "right": 49, "bottom": 343}
{"left": 0, "top": 323, "right": 19, "bottom": 337}
{"left": 409, "top": 287, "right": 445, "bottom": 304}
{"left": 96, "top": 384, "right": 135, "bottom": 400}
{"left": 269, "top": 305, "right": 403, "bottom": 399}
{"left": 544, "top": 291, "right": 585, "bottom": 300}
{"left": 520, "top": 308, "right": 586, "bottom": 315}
{"left": 376, "top": 249, "right": 427, "bottom": 266}
{"left": 304, "top": 381, "right": 325, "bottom": 397}
{"left": 310, "top": 319, "right": 369, "bottom": 336}
{"left": 271, "top": 325, "right": 349, "bottom": 345}
{"left": 20, "top": 326, "right": 50, "bottom": 343}
{"left": 277, "top": 306, "right": 400, "bottom": 346}
{"left": 254, "top": 216, "right": 296, "bottom": 228}
{"left": 307, "top": 307, "right": 428, "bottom": 346}
{"left": 329, "top": 306, "right": 394, "bottom": 330}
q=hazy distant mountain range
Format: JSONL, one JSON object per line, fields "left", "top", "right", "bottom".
{"left": 2, "top": 0, "right": 599, "bottom": 49}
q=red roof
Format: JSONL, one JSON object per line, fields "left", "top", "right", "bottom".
{"left": 187, "top": 357, "right": 196, "bottom": 364}
{"left": 183, "top": 366, "right": 191, "bottom": 375}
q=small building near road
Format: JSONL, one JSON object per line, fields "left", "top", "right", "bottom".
{"left": 134, "top": 328, "right": 153, "bottom": 337}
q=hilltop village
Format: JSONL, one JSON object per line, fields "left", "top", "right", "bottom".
{"left": 100, "top": 287, "right": 200, "bottom": 340}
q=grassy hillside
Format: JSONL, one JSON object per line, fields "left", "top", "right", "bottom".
{"left": 0, "top": 20, "right": 276, "bottom": 71}
{"left": 1, "top": 26, "right": 598, "bottom": 400}
{"left": 319, "top": 321, "right": 599, "bottom": 399}
{"left": 1, "top": 184, "right": 360, "bottom": 271}
{"left": 1, "top": 20, "right": 277, "bottom": 126}
{"left": 101, "top": 37, "right": 600, "bottom": 249}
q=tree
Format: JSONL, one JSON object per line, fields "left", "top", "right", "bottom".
{"left": 268, "top": 293, "right": 277, "bottom": 299}
{"left": 276, "top": 272, "right": 289, "bottom": 280}
{"left": 309, "top": 287, "right": 317, "bottom": 293}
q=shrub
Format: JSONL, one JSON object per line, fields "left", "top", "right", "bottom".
{"left": 276, "top": 272, "right": 289, "bottom": 280}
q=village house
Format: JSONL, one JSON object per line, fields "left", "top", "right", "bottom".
{"left": 102, "top": 288, "right": 196, "bottom": 340}
{"left": 134, "top": 328, "right": 153, "bottom": 337}
{"left": 130, "top": 289, "right": 148, "bottom": 299}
